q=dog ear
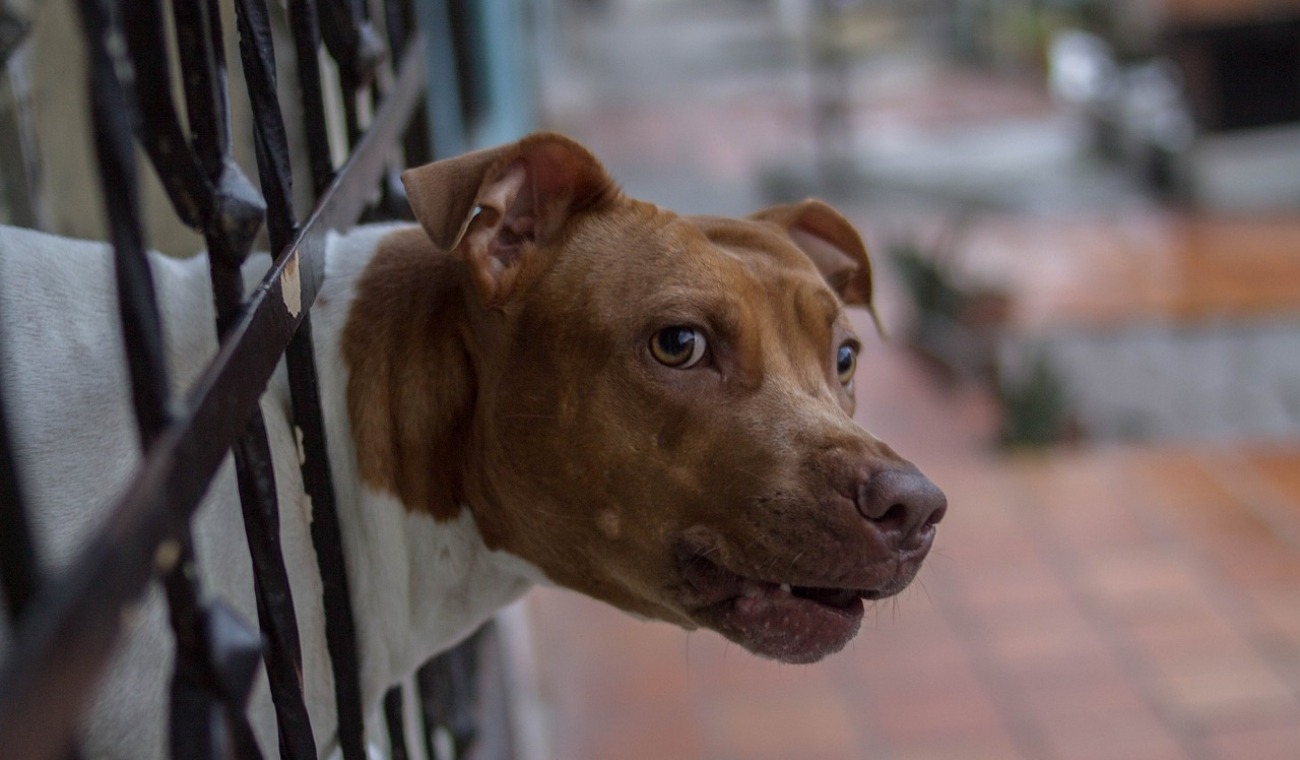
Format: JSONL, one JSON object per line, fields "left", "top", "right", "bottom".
{"left": 401, "top": 132, "right": 616, "bottom": 306}
{"left": 750, "top": 199, "right": 883, "bottom": 335}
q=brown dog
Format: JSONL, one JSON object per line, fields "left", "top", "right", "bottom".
{"left": 0, "top": 131, "right": 944, "bottom": 757}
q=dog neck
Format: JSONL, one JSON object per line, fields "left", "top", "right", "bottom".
{"left": 307, "top": 223, "right": 540, "bottom": 709}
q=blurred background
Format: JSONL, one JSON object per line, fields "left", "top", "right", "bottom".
{"left": 521, "top": 2, "right": 1300, "bottom": 759}
{"left": 5, "top": 0, "right": 1300, "bottom": 757}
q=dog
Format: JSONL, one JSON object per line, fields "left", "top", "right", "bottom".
{"left": 0, "top": 132, "right": 945, "bottom": 758}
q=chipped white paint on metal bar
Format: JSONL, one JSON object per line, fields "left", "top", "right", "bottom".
{"left": 280, "top": 251, "right": 302, "bottom": 318}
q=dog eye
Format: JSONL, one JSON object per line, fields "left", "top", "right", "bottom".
{"left": 650, "top": 326, "right": 707, "bottom": 369}
{"left": 836, "top": 343, "right": 857, "bottom": 384}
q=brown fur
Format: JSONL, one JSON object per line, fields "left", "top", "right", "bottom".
{"left": 341, "top": 226, "right": 474, "bottom": 522}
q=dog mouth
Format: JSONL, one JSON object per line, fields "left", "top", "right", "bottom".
{"left": 677, "top": 549, "right": 916, "bottom": 664}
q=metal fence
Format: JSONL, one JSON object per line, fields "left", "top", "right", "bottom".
{"left": 0, "top": 1, "right": 500, "bottom": 758}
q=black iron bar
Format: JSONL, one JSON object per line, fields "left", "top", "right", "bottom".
{"left": 118, "top": 0, "right": 213, "bottom": 229}
{"left": 163, "top": 536, "right": 226, "bottom": 760}
{"left": 341, "top": 84, "right": 363, "bottom": 149}
{"left": 318, "top": 0, "right": 386, "bottom": 89}
{"left": 318, "top": 0, "right": 386, "bottom": 148}
{"left": 0, "top": 386, "right": 38, "bottom": 624}
{"left": 286, "top": 0, "right": 336, "bottom": 197}
{"left": 287, "top": 318, "right": 369, "bottom": 760}
{"left": 403, "top": 103, "right": 432, "bottom": 169}
{"left": 237, "top": 1, "right": 372, "bottom": 757}
{"left": 171, "top": 0, "right": 230, "bottom": 183}
{"left": 383, "top": 687, "right": 411, "bottom": 760}
{"left": 231, "top": 410, "right": 317, "bottom": 760}
{"left": 198, "top": 600, "right": 267, "bottom": 760}
{"left": 0, "top": 35, "right": 425, "bottom": 760}
{"left": 77, "top": 0, "right": 171, "bottom": 446}
{"left": 236, "top": 0, "right": 296, "bottom": 250}
{"left": 383, "top": 0, "right": 409, "bottom": 60}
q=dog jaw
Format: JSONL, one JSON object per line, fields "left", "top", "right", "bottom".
{"left": 672, "top": 516, "right": 934, "bottom": 663}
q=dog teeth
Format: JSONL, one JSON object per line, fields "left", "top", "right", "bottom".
{"left": 779, "top": 584, "right": 792, "bottom": 594}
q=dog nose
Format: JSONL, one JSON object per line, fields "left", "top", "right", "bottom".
{"left": 856, "top": 469, "right": 947, "bottom": 543}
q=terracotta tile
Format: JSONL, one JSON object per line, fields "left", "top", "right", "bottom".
{"left": 579, "top": 707, "right": 709, "bottom": 760}
{"left": 936, "top": 528, "right": 1044, "bottom": 570}
{"left": 1047, "top": 728, "right": 1191, "bottom": 760}
{"left": 1123, "top": 604, "right": 1241, "bottom": 656}
{"left": 1104, "top": 579, "right": 1235, "bottom": 633}
{"left": 687, "top": 663, "right": 866, "bottom": 736}
{"left": 1040, "top": 708, "right": 1190, "bottom": 760}
{"left": 1204, "top": 538, "right": 1300, "bottom": 586}
{"left": 1129, "top": 448, "right": 1244, "bottom": 530}
{"left": 887, "top": 725, "right": 1029, "bottom": 760}
{"left": 1017, "top": 664, "right": 1151, "bottom": 721}
{"left": 1149, "top": 648, "right": 1299, "bottom": 723}
{"left": 1206, "top": 720, "right": 1300, "bottom": 760}
{"left": 1135, "top": 626, "right": 1259, "bottom": 672}
{"left": 1003, "top": 645, "right": 1133, "bottom": 692}
{"left": 1244, "top": 585, "right": 1300, "bottom": 640}
{"left": 955, "top": 556, "right": 1073, "bottom": 614}
{"left": 979, "top": 602, "right": 1111, "bottom": 670}
{"left": 968, "top": 215, "right": 1300, "bottom": 330}
{"left": 704, "top": 693, "right": 861, "bottom": 760}
{"left": 867, "top": 675, "right": 1005, "bottom": 744}
{"left": 1240, "top": 447, "right": 1300, "bottom": 517}
{"left": 1079, "top": 552, "right": 1203, "bottom": 606}
{"left": 1112, "top": 584, "right": 1300, "bottom": 727}
{"left": 1132, "top": 449, "right": 1300, "bottom": 585}
{"left": 842, "top": 620, "right": 972, "bottom": 684}
{"left": 1007, "top": 453, "right": 1154, "bottom": 548}
{"left": 859, "top": 650, "right": 989, "bottom": 706}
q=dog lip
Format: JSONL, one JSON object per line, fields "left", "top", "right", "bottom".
{"left": 675, "top": 548, "right": 917, "bottom": 663}
{"left": 687, "top": 572, "right": 867, "bottom": 664}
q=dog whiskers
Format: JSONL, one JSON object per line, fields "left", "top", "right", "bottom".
{"left": 915, "top": 576, "right": 935, "bottom": 609}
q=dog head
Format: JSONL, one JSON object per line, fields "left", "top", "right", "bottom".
{"left": 350, "top": 133, "right": 945, "bottom": 664}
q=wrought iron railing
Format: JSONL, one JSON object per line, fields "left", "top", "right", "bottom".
{"left": 0, "top": 1, "right": 500, "bottom": 758}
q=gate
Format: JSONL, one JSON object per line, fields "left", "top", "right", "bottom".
{"left": 0, "top": 1, "right": 506, "bottom": 757}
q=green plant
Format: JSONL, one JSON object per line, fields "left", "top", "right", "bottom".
{"left": 999, "top": 352, "right": 1071, "bottom": 447}
{"left": 888, "top": 236, "right": 969, "bottom": 325}
{"left": 887, "top": 222, "right": 1013, "bottom": 386}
